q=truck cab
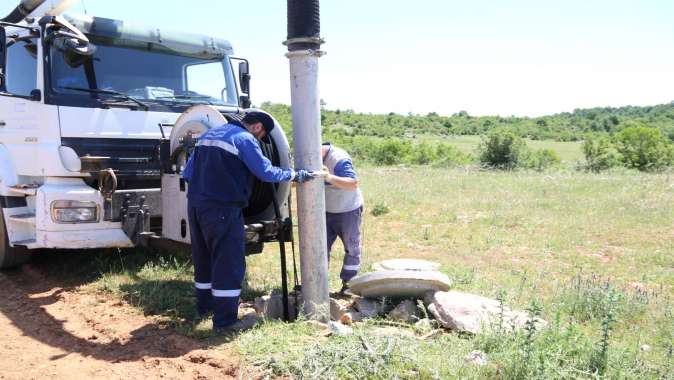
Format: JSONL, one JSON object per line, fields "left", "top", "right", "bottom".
{"left": 0, "top": 13, "right": 291, "bottom": 268}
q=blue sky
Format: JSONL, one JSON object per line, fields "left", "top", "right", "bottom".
{"left": 3, "top": 0, "right": 674, "bottom": 116}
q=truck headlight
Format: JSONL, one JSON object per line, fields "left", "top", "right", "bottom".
{"left": 51, "top": 201, "right": 99, "bottom": 223}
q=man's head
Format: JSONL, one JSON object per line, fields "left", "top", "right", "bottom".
{"left": 321, "top": 142, "right": 331, "bottom": 159}
{"left": 242, "top": 112, "right": 275, "bottom": 142}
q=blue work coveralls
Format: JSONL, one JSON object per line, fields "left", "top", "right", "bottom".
{"left": 183, "top": 120, "right": 293, "bottom": 328}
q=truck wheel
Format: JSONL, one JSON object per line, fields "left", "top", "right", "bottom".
{"left": 0, "top": 210, "right": 30, "bottom": 269}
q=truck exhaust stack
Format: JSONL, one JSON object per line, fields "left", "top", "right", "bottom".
{"left": 285, "top": 0, "right": 330, "bottom": 321}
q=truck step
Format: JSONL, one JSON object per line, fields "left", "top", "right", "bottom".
{"left": 9, "top": 212, "right": 36, "bottom": 223}
{"left": 8, "top": 186, "right": 37, "bottom": 196}
{"left": 12, "top": 239, "right": 36, "bottom": 247}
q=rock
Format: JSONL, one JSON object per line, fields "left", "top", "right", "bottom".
{"left": 330, "top": 298, "right": 349, "bottom": 321}
{"left": 254, "top": 294, "right": 298, "bottom": 320}
{"left": 373, "top": 259, "right": 441, "bottom": 272}
{"left": 388, "top": 300, "right": 419, "bottom": 323}
{"left": 349, "top": 270, "right": 452, "bottom": 298}
{"left": 465, "top": 350, "right": 487, "bottom": 366}
{"left": 328, "top": 321, "right": 353, "bottom": 336}
{"left": 640, "top": 344, "right": 652, "bottom": 352}
{"left": 341, "top": 312, "right": 362, "bottom": 325}
{"left": 353, "top": 297, "right": 385, "bottom": 318}
{"left": 425, "top": 291, "right": 548, "bottom": 334}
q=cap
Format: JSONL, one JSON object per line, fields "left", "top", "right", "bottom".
{"left": 242, "top": 111, "right": 275, "bottom": 137}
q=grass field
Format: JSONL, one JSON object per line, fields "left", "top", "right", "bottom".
{"left": 424, "top": 135, "right": 584, "bottom": 164}
{"left": 75, "top": 166, "right": 672, "bottom": 379}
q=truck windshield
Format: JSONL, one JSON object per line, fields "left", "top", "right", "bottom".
{"left": 48, "top": 36, "right": 239, "bottom": 107}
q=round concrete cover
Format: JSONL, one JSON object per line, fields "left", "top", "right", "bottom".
{"left": 373, "top": 259, "right": 441, "bottom": 272}
{"left": 349, "top": 270, "right": 452, "bottom": 298}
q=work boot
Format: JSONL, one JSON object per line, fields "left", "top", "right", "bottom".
{"left": 213, "top": 313, "right": 259, "bottom": 335}
{"left": 339, "top": 280, "right": 353, "bottom": 296}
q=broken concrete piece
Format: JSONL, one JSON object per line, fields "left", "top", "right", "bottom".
{"left": 329, "top": 321, "right": 353, "bottom": 336}
{"left": 330, "top": 298, "right": 349, "bottom": 321}
{"left": 349, "top": 270, "right": 451, "bottom": 298}
{"left": 340, "top": 312, "right": 362, "bottom": 325}
{"left": 353, "top": 297, "right": 385, "bottom": 318}
{"left": 388, "top": 300, "right": 419, "bottom": 323}
{"left": 425, "top": 291, "right": 548, "bottom": 334}
{"left": 253, "top": 294, "right": 298, "bottom": 320}
{"left": 373, "top": 258, "right": 441, "bottom": 272}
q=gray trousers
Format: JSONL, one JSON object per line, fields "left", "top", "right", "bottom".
{"left": 326, "top": 206, "right": 363, "bottom": 282}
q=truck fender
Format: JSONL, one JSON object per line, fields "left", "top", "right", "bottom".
{"left": 0, "top": 144, "right": 19, "bottom": 195}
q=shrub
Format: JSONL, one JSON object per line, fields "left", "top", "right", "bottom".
{"left": 523, "top": 149, "right": 560, "bottom": 171}
{"left": 371, "top": 139, "right": 411, "bottom": 165}
{"left": 407, "top": 141, "right": 437, "bottom": 165}
{"left": 478, "top": 130, "right": 528, "bottom": 169}
{"left": 582, "top": 136, "right": 621, "bottom": 172}
{"left": 433, "top": 143, "right": 470, "bottom": 167}
{"left": 615, "top": 127, "right": 673, "bottom": 171}
{"left": 370, "top": 201, "right": 390, "bottom": 216}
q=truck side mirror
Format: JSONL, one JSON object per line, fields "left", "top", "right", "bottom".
{"left": 0, "top": 27, "right": 6, "bottom": 91}
{"left": 239, "top": 60, "right": 250, "bottom": 94}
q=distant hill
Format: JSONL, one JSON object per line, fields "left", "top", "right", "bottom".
{"left": 261, "top": 101, "right": 674, "bottom": 143}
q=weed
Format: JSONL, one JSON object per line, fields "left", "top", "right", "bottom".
{"left": 371, "top": 201, "right": 390, "bottom": 216}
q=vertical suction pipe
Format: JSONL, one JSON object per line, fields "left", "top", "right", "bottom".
{"left": 285, "top": 0, "right": 329, "bottom": 321}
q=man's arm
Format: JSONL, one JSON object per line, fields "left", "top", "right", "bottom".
{"left": 325, "top": 160, "right": 359, "bottom": 190}
{"left": 238, "top": 137, "right": 295, "bottom": 183}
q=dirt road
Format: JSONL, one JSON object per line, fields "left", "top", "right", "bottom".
{"left": 0, "top": 257, "right": 240, "bottom": 380}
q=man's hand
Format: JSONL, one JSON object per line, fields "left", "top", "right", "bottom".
{"left": 293, "top": 169, "right": 317, "bottom": 183}
{"left": 322, "top": 165, "right": 332, "bottom": 183}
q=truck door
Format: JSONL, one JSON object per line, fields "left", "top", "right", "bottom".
{"left": 0, "top": 32, "right": 61, "bottom": 179}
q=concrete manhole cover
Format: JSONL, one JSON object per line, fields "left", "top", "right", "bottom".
{"left": 373, "top": 258, "right": 442, "bottom": 272}
{"left": 349, "top": 270, "right": 452, "bottom": 298}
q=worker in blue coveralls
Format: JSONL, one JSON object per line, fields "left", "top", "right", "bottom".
{"left": 183, "top": 111, "right": 315, "bottom": 332}
{"left": 321, "top": 142, "right": 364, "bottom": 293}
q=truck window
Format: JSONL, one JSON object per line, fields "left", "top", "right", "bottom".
{"left": 5, "top": 37, "right": 38, "bottom": 96}
{"left": 185, "top": 61, "right": 228, "bottom": 101}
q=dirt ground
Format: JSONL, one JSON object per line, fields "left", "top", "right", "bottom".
{"left": 0, "top": 258, "right": 241, "bottom": 380}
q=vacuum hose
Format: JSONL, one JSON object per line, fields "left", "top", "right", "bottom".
{"left": 286, "top": 0, "right": 321, "bottom": 51}
{"left": 1, "top": 0, "right": 47, "bottom": 23}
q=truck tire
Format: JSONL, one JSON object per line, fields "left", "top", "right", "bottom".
{"left": 0, "top": 210, "right": 30, "bottom": 269}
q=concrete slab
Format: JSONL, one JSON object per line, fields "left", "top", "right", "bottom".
{"left": 373, "top": 259, "right": 441, "bottom": 272}
{"left": 349, "top": 270, "right": 451, "bottom": 298}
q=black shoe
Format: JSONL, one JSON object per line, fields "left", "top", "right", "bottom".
{"left": 213, "top": 313, "right": 259, "bottom": 335}
{"left": 339, "top": 281, "right": 353, "bottom": 296}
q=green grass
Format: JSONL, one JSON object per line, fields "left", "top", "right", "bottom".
{"left": 70, "top": 167, "right": 673, "bottom": 378}
{"left": 424, "top": 135, "right": 583, "bottom": 164}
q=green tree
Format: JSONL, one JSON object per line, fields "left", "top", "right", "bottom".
{"left": 614, "top": 127, "right": 673, "bottom": 171}
{"left": 478, "top": 130, "right": 528, "bottom": 169}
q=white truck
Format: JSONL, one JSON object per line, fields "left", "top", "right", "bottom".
{"left": 0, "top": 0, "right": 292, "bottom": 268}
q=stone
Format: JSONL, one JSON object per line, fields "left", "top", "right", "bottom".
{"left": 254, "top": 294, "right": 298, "bottom": 320}
{"left": 353, "top": 297, "right": 385, "bottom": 318}
{"left": 425, "top": 291, "right": 547, "bottom": 334}
{"left": 465, "top": 350, "right": 487, "bottom": 366}
{"left": 341, "top": 312, "right": 362, "bottom": 325}
{"left": 373, "top": 258, "right": 441, "bottom": 272}
{"left": 330, "top": 298, "right": 349, "bottom": 321}
{"left": 349, "top": 270, "right": 452, "bottom": 298}
{"left": 640, "top": 344, "right": 652, "bottom": 352}
{"left": 328, "top": 321, "right": 353, "bottom": 336}
{"left": 388, "top": 300, "right": 419, "bottom": 323}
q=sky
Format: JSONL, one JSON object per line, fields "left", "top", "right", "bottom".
{"left": 2, "top": 0, "right": 674, "bottom": 117}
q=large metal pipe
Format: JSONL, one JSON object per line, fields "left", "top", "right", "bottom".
{"left": 285, "top": 0, "right": 329, "bottom": 321}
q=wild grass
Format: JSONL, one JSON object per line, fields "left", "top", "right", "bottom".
{"left": 68, "top": 166, "right": 673, "bottom": 378}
